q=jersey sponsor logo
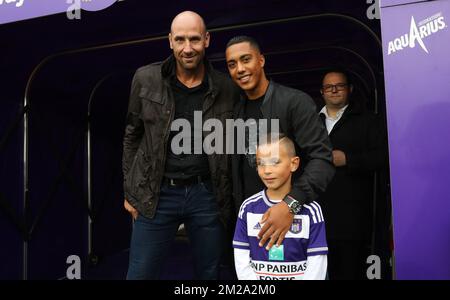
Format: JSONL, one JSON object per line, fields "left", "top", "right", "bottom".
{"left": 246, "top": 213, "right": 309, "bottom": 239}
{"left": 251, "top": 260, "right": 307, "bottom": 280}
{"left": 387, "top": 12, "right": 447, "bottom": 55}
{"left": 268, "top": 245, "right": 284, "bottom": 261}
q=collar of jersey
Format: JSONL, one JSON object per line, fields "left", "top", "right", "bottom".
{"left": 262, "top": 189, "right": 282, "bottom": 207}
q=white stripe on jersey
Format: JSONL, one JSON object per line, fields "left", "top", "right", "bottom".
{"left": 238, "top": 192, "right": 263, "bottom": 219}
{"left": 233, "top": 241, "right": 250, "bottom": 247}
{"left": 303, "top": 204, "right": 317, "bottom": 224}
{"left": 307, "top": 247, "right": 328, "bottom": 253}
{"left": 310, "top": 202, "right": 323, "bottom": 223}
{"left": 310, "top": 202, "right": 321, "bottom": 222}
{"left": 312, "top": 201, "right": 324, "bottom": 222}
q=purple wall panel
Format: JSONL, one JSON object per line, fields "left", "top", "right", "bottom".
{"left": 380, "top": 0, "right": 450, "bottom": 279}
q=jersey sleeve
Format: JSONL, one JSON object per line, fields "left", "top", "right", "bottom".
{"left": 303, "top": 255, "right": 327, "bottom": 280}
{"left": 232, "top": 207, "right": 250, "bottom": 250}
{"left": 304, "top": 201, "right": 328, "bottom": 256}
{"left": 234, "top": 248, "right": 258, "bottom": 280}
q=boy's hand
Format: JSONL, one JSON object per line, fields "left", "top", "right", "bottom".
{"left": 257, "top": 201, "right": 294, "bottom": 250}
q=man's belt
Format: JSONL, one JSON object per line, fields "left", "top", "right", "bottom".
{"left": 163, "top": 174, "right": 210, "bottom": 187}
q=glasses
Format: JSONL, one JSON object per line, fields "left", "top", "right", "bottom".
{"left": 322, "top": 83, "right": 348, "bottom": 93}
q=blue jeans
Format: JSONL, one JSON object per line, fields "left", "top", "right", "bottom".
{"left": 126, "top": 181, "right": 224, "bottom": 280}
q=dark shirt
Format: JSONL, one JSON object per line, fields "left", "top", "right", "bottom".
{"left": 164, "top": 76, "right": 210, "bottom": 179}
{"left": 242, "top": 95, "right": 266, "bottom": 199}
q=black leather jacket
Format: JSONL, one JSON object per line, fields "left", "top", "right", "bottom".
{"left": 123, "top": 55, "right": 239, "bottom": 225}
{"left": 232, "top": 81, "right": 335, "bottom": 210}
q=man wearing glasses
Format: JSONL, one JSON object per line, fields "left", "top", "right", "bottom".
{"left": 318, "top": 69, "right": 387, "bottom": 279}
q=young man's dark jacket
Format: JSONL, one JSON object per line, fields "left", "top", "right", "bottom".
{"left": 123, "top": 55, "right": 239, "bottom": 226}
{"left": 232, "top": 81, "right": 335, "bottom": 210}
{"left": 318, "top": 100, "right": 388, "bottom": 241}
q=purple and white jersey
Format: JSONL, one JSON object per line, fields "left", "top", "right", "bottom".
{"left": 233, "top": 190, "right": 328, "bottom": 280}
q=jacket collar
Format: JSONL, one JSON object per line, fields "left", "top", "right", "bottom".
{"left": 343, "top": 100, "right": 364, "bottom": 115}
{"left": 320, "top": 99, "right": 363, "bottom": 118}
{"left": 238, "top": 79, "right": 276, "bottom": 116}
{"left": 319, "top": 104, "right": 349, "bottom": 120}
{"left": 320, "top": 100, "right": 364, "bottom": 135}
{"left": 260, "top": 80, "right": 276, "bottom": 117}
{"left": 160, "top": 54, "right": 218, "bottom": 96}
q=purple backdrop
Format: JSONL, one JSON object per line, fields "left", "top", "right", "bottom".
{"left": 380, "top": 0, "right": 450, "bottom": 279}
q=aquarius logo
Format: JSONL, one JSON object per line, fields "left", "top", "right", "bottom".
{"left": 388, "top": 13, "right": 447, "bottom": 55}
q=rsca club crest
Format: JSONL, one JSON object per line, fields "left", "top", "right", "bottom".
{"left": 289, "top": 219, "right": 302, "bottom": 234}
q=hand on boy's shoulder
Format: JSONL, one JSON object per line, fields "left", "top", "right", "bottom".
{"left": 257, "top": 201, "right": 294, "bottom": 250}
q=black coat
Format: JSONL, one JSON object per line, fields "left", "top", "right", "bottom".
{"left": 123, "top": 55, "right": 239, "bottom": 226}
{"left": 232, "top": 81, "right": 335, "bottom": 211}
{"left": 318, "top": 101, "right": 387, "bottom": 241}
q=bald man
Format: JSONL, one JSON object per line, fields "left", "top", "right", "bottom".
{"left": 123, "top": 11, "right": 239, "bottom": 279}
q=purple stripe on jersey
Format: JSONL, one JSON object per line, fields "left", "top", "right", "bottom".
{"left": 307, "top": 251, "right": 328, "bottom": 256}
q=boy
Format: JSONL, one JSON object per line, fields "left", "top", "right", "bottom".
{"left": 233, "top": 134, "right": 328, "bottom": 280}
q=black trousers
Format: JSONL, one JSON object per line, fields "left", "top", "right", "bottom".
{"left": 327, "top": 239, "right": 369, "bottom": 280}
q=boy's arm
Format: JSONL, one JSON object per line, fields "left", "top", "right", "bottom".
{"left": 233, "top": 207, "right": 257, "bottom": 280}
{"left": 303, "top": 255, "right": 327, "bottom": 280}
{"left": 234, "top": 249, "right": 258, "bottom": 280}
{"left": 304, "top": 202, "right": 328, "bottom": 280}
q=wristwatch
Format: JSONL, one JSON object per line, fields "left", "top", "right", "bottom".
{"left": 283, "top": 195, "right": 302, "bottom": 214}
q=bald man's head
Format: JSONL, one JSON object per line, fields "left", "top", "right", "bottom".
{"left": 168, "top": 11, "right": 210, "bottom": 71}
{"left": 170, "top": 11, "right": 206, "bottom": 35}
